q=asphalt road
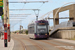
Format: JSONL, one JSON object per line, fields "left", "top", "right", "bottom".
{"left": 12, "top": 34, "right": 75, "bottom": 50}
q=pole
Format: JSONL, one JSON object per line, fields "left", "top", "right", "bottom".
{"left": 20, "top": 25, "right": 21, "bottom": 34}
{"left": 7, "top": 0, "right": 10, "bottom": 42}
{"left": 36, "top": 16, "right": 38, "bottom": 21}
{"left": 3, "top": 0, "right": 8, "bottom": 47}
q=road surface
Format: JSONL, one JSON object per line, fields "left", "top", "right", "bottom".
{"left": 12, "top": 34, "right": 75, "bottom": 50}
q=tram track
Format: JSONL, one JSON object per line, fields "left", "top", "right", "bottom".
{"left": 26, "top": 38, "right": 66, "bottom": 50}
{"left": 16, "top": 35, "right": 45, "bottom": 50}
{"left": 37, "top": 38, "right": 75, "bottom": 50}
{"left": 12, "top": 34, "right": 75, "bottom": 50}
{"left": 12, "top": 36, "right": 27, "bottom": 50}
{"left": 14, "top": 35, "right": 65, "bottom": 50}
{"left": 21, "top": 36, "right": 74, "bottom": 50}
{"left": 19, "top": 36, "right": 67, "bottom": 50}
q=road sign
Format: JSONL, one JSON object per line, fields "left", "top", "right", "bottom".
{"left": 0, "top": 0, "right": 3, "bottom": 7}
{"left": 0, "top": 0, "right": 2, "bottom": 2}
{"left": 1, "top": 14, "right": 3, "bottom": 19}
{"left": 0, "top": 2, "right": 3, "bottom": 7}
{"left": 0, "top": 0, "right": 3, "bottom": 17}
{"left": 8, "top": 24, "right": 10, "bottom": 27}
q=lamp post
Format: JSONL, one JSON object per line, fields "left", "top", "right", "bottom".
{"left": 3, "top": 0, "right": 8, "bottom": 47}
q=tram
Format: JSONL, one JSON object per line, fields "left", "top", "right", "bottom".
{"left": 28, "top": 20, "right": 49, "bottom": 39}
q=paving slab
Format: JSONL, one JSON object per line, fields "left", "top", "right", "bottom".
{"left": 0, "top": 39, "right": 14, "bottom": 50}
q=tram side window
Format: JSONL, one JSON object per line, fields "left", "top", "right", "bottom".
{"left": 29, "top": 26, "right": 34, "bottom": 34}
{"left": 28, "top": 27, "right": 30, "bottom": 33}
{"left": 31, "top": 26, "right": 34, "bottom": 33}
{"left": 28, "top": 27, "right": 31, "bottom": 33}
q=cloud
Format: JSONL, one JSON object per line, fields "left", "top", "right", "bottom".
{"left": 59, "top": 10, "right": 69, "bottom": 17}
{"left": 9, "top": 11, "right": 13, "bottom": 13}
{"left": 48, "top": 0, "right": 53, "bottom": 3}
{"left": 62, "top": 2, "right": 74, "bottom": 5}
{"left": 19, "top": 0, "right": 26, "bottom": 1}
{"left": 63, "top": 2, "right": 67, "bottom": 4}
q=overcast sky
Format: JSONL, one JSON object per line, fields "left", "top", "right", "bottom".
{"left": 8, "top": 0, "right": 75, "bottom": 31}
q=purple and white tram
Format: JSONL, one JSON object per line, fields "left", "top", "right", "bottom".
{"left": 28, "top": 20, "right": 49, "bottom": 39}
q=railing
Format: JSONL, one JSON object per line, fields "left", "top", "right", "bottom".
{"left": 50, "top": 21, "right": 73, "bottom": 35}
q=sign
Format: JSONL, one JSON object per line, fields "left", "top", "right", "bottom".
{"left": 8, "top": 24, "right": 10, "bottom": 27}
{"left": 0, "top": 2, "right": 3, "bottom": 7}
{"left": 0, "top": 0, "right": 2, "bottom": 2}
{"left": 1, "top": 14, "right": 3, "bottom": 19}
{"left": 5, "top": 31, "right": 7, "bottom": 33}
{"left": 0, "top": 0, "right": 3, "bottom": 7}
{"left": 39, "top": 23, "right": 45, "bottom": 25}
{"left": 4, "top": 32, "right": 7, "bottom": 39}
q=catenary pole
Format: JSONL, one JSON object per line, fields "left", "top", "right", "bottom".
{"left": 3, "top": 0, "right": 8, "bottom": 47}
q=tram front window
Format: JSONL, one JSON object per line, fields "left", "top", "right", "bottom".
{"left": 37, "top": 25, "right": 47, "bottom": 33}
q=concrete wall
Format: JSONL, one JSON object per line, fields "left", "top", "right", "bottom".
{"left": 53, "top": 4, "right": 75, "bottom": 26}
{"left": 51, "top": 30, "right": 75, "bottom": 39}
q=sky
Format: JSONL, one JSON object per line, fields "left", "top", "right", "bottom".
{"left": 8, "top": 0, "right": 75, "bottom": 31}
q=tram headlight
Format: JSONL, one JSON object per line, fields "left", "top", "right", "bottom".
{"left": 45, "top": 33, "right": 47, "bottom": 35}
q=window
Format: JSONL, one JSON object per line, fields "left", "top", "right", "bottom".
{"left": 37, "top": 25, "right": 46, "bottom": 29}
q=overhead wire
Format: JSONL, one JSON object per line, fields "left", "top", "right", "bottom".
{"left": 10, "top": 0, "right": 26, "bottom": 31}
{"left": 29, "top": 0, "right": 48, "bottom": 24}
{"left": 37, "top": 3, "right": 44, "bottom": 8}
{"left": 10, "top": 0, "right": 48, "bottom": 30}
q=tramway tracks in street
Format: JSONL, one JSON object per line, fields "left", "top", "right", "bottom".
{"left": 38, "top": 39, "right": 75, "bottom": 50}
{"left": 18, "top": 37, "right": 45, "bottom": 50}
{"left": 12, "top": 35, "right": 45, "bottom": 50}
{"left": 12, "top": 36, "right": 27, "bottom": 50}
{"left": 12, "top": 34, "right": 75, "bottom": 50}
